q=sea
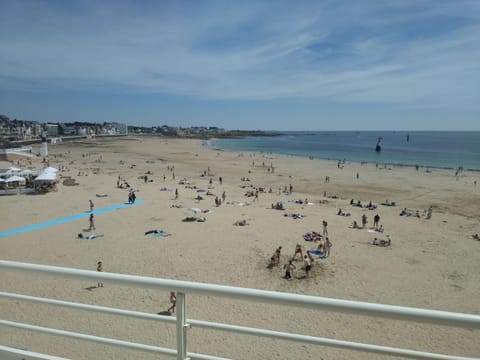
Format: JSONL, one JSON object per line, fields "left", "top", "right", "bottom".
{"left": 209, "top": 131, "right": 480, "bottom": 172}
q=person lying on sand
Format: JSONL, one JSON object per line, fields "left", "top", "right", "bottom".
{"left": 473, "top": 234, "right": 480, "bottom": 241}
{"left": 234, "top": 219, "right": 249, "bottom": 226}
{"left": 78, "top": 233, "right": 104, "bottom": 240}
{"left": 182, "top": 216, "right": 206, "bottom": 222}
{"left": 372, "top": 235, "right": 391, "bottom": 247}
{"left": 337, "top": 209, "right": 351, "bottom": 216}
{"left": 284, "top": 213, "right": 304, "bottom": 219}
{"left": 144, "top": 230, "right": 171, "bottom": 236}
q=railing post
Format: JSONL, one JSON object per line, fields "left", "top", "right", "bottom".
{"left": 176, "top": 292, "right": 189, "bottom": 360}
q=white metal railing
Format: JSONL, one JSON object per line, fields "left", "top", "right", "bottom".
{"left": 1, "top": 260, "right": 479, "bottom": 360}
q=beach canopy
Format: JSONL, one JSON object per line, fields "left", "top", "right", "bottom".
{"left": 6, "top": 175, "right": 26, "bottom": 183}
{"left": 42, "top": 166, "right": 59, "bottom": 173}
{"left": 35, "top": 172, "right": 57, "bottom": 181}
{"left": 20, "top": 169, "right": 35, "bottom": 176}
{"left": 6, "top": 167, "right": 22, "bottom": 174}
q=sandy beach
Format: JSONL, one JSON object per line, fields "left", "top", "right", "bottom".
{"left": 1, "top": 136, "right": 479, "bottom": 360}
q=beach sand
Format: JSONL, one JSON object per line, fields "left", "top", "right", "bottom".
{"left": 1, "top": 136, "right": 479, "bottom": 359}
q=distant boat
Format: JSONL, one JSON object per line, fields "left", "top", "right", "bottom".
{"left": 375, "top": 137, "right": 382, "bottom": 152}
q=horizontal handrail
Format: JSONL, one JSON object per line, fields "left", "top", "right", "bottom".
{"left": 2, "top": 260, "right": 480, "bottom": 360}
{"left": 0, "top": 320, "right": 229, "bottom": 360}
{"left": 2, "top": 291, "right": 476, "bottom": 360}
{"left": 0, "top": 345, "right": 71, "bottom": 360}
{"left": 1, "top": 260, "right": 479, "bottom": 329}
{"left": 0, "top": 292, "right": 474, "bottom": 360}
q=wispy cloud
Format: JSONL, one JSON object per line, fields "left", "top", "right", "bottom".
{"left": 0, "top": 0, "right": 479, "bottom": 108}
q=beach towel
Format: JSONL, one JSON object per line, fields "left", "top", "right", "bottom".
{"left": 79, "top": 233, "right": 104, "bottom": 240}
{"left": 145, "top": 230, "right": 170, "bottom": 237}
{"left": 309, "top": 249, "right": 324, "bottom": 257}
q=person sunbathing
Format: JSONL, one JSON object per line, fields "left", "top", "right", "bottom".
{"left": 372, "top": 235, "right": 391, "bottom": 247}
{"left": 473, "top": 234, "right": 480, "bottom": 240}
{"left": 78, "top": 233, "right": 104, "bottom": 240}
{"left": 234, "top": 219, "right": 249, "bottom": 226}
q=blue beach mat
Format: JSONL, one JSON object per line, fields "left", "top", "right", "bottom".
{"left": 309, "top": 249, "right": 325, "bottom": 257}
{"left": 0, "top": 200, "right": 144, "bottom": 237}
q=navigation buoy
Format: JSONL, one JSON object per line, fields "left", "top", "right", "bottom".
{"left": 375, "top": 137, "right": 382, "bottom": 152}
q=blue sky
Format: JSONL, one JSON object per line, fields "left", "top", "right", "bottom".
{"left": 0, "top": 0, "right": 479, "bottom": 130}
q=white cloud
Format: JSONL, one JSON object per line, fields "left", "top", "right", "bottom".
{"left": 0, "top": 0, "right": 479, "bottom": 109}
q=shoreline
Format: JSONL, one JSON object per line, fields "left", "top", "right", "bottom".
{"left": 207, "top": 140, "right": 480, "bottom": 174}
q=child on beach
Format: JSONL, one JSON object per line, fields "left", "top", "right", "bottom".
{"left": 284, "top": 261, "right": 296, "bottom": 281}
{"left": 168, "top": 291, "right": 177, "bottom": 313}
{"left": 97, "top": 261, "right": 103, "bottom": 287}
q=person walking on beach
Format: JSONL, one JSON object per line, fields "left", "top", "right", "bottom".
{"left": 88, "top": 214, "right": 96, "bottom": 231}
{"left": 97, "top": 261, "right": 103, "bottom": 288}
{"left": 322, "top": 220, "right": 328, "bottom": 237}
{"left": 362, "top": 214, "right": 368, "bottom": 228}
{"left": 175, "top": 188, "right": 179, "bottom": 199}
{"left": 89, "top": 200, "right": 94, "bottom": 212}
{"left": 168, "top": 291, "right": 177, "bottom": 313}
{"left": 373, "top": 214, "right": 380, "bottom": 229}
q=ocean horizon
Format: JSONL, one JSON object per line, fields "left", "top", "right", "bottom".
{"left": 209, "top": 131, "right": 480, "bottom": 172}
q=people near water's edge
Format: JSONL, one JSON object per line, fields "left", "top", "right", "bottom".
{"left": 97, "top": 261, "right": 103, "bottom": 287}
{"left": 168, "top": 291, "right": 177, "bottom": 313}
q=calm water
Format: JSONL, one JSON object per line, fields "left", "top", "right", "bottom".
{"left": 209, "top": 131, "right": 480, "bottom": 171}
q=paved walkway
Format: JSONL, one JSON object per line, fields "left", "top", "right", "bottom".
{"left": 0, "top": 200, "right": 144, "bottom": 237}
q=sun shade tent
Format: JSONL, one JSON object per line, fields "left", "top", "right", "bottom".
{"left": 34, "top": 172, "right": 57, "bottom": 181}
{"left": 6, "top": 175, "right": 26, "bottom": 183}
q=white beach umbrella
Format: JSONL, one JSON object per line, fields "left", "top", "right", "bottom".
{"left": 20, "top": 169, "right": 34, "bottom": 176}
{"left": 6, "top": 175, "right": 26, "bottom": 183}
{"left": 6, "top": 167, "right": 22, "bottom": 174}
{"left": 42, "top": 166, "right": 59, "bottom": 173}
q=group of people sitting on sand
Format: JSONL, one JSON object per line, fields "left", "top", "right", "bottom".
{"left": 400, "top": 206, "right": 432, "bottom": 219}
{"left": 350, "top": 199, "right": 377, "bottom": 210}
